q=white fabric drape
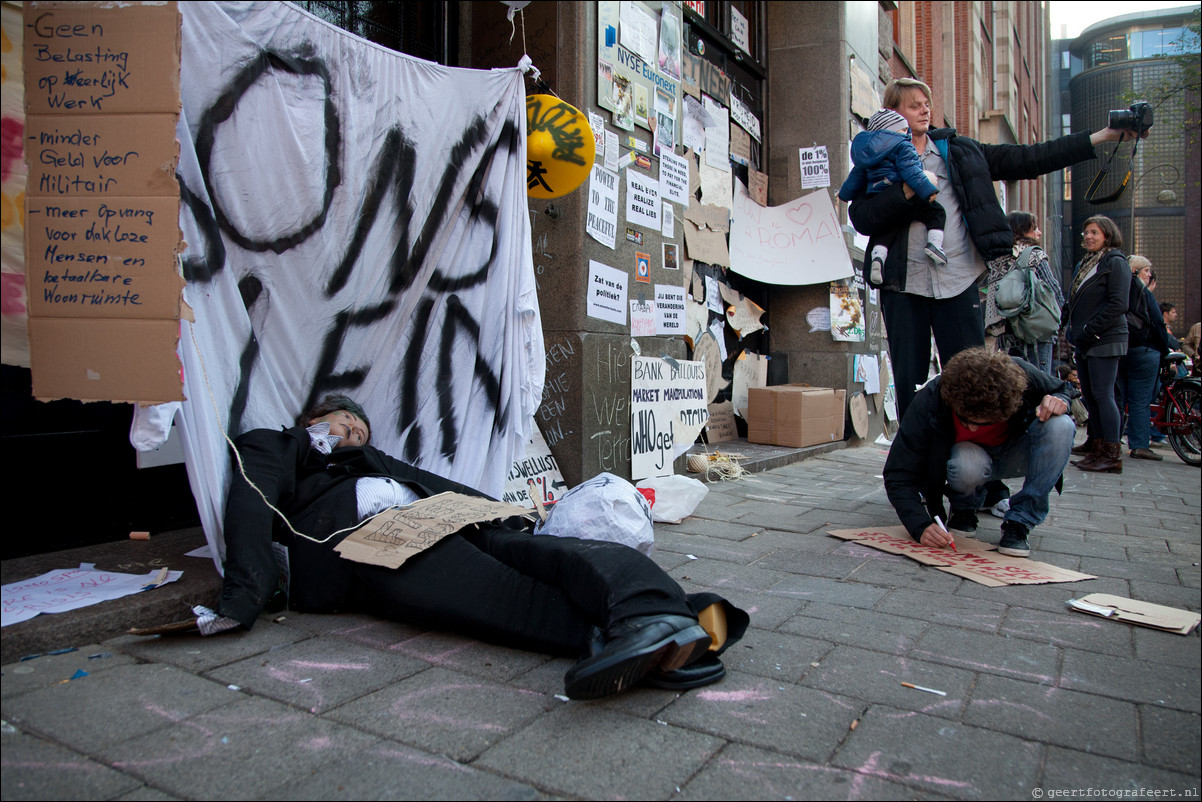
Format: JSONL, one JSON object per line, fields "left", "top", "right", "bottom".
{"left": 133, "top": 2, "right": 543, "bottom": 568}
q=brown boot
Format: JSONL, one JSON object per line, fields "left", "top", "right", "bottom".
{"left": 1070, "top": 436, "right": 1097, "bottom": 456}
{"left": 1071, "top": 438, "right": 1102, "bottom": 466}
{"left": 1077, "top": 441, "right": 1123, "bottom": 474}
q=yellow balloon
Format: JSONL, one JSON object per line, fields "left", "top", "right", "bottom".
{"left": 526, "top": 94, "right": 595, "bottom": 199}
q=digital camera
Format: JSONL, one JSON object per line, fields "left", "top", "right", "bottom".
{"left": 1108, "top": 102, "right": 1154, "bottom": 134}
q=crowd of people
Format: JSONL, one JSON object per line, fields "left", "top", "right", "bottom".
{"left": 846, "top": 77, "right": 1195, "bottom": 560}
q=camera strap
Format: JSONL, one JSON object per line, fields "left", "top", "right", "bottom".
{"left": 1085, "top": 136, "right": 1142, "bottom": 205}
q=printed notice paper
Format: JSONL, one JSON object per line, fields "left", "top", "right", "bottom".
{"left": 587, "top": 165, "right": 619, "bottom": 248}
{"left": 625, "top": 171, "right": 660, "bottom": 229}
{"left": 587, "top": 260, "right": 628, "bottom": 325}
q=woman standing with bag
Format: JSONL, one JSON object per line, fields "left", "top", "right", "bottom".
{"left": 993, "top": 212, "right": 1063, "bottom": 374}
{"left": 1067, "top": 216, "right": 1129, "bottom": 473}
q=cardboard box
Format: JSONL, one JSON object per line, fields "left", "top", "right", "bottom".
{"left": 747, "top": 385, "right": 846, "bottom": 448}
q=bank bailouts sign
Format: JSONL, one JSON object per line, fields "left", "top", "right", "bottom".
{"left": 630, "top": 356, "right": 708, "bottom": 480}
{"left": 130, "top": 2, "right": 542, "bottom": 567}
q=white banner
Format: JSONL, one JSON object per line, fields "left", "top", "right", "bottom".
{"left": 135, "top": 2, "right": 542, "bottom": 567}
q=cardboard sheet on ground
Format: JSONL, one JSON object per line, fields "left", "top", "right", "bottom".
{"left": 827, "top": 527, "right": 1097, "bottom": 587}
{"left": 2, "top": 563, "right": 182, "bottom": 627}
{"left": 336, "top": 493, "right": 532, "bottom": 569}
{"left": 1067, "top": 594, "right": 1201, "bottom": 635}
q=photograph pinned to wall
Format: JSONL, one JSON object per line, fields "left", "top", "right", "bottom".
{"left": 611, "top": 72, "right": 635, "bottom": 131}
{"left": 654, "top": 110, "right": 676, "bottom": 156}
{"left": 663, "top": 242, "right": 678, "bottom": 270}
{"left": 658, "top": 7, "right": 682, "bottom": 79}
{"left": 634, "top": 84, "right": 651, "bottom": 128}
{"left": 655, "top": 87, "right": 676, "bottom": 118}
{"left": 829, "top": 279, "right": 864, "bottom": 342}
{"left": 853, "top": 353, "right": 881, "bottom": 394}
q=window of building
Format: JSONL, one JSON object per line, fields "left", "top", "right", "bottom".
{"left": 293, "top": 1, "right": 456, "bottom": 65}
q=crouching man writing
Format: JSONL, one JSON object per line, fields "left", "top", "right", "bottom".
{"left": 143, "top": 394, "right": 746, "bottom": 700}
{"left": 883, "top": 348, "right": 1078, "bottom": 558}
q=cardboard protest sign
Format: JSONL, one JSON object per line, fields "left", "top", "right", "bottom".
{"left": 1067, "top": 594, "right": 1201, "bottom": 635}
{"left": 24, "top": 1, "right": 183, "bottom": 402}
{"left": 828, "top": 526, "right": 1097, "bottom": 587}
{"left": 502, "top": 426, "right": 567, "bottom": 509}
{"left": 630, "top": 356, "right": 707, "bottom": 479}
{"left": 335, "top": 493, "right": 532, "bottom": 569}
{"left": 729, "top": 183, "right": 853, "bottom": 286}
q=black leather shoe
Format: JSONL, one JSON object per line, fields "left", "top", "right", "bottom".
{"left": 564, "top": 615, "right": 711, "bottom": 700}
{"left": 643, "top": 655, "right": 726, "bottom": 690}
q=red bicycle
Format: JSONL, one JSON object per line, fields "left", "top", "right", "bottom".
{"left": 1151, "top": 353, "right": 1201, "bottom": 466}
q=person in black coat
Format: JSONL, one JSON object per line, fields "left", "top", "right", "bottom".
{"left": 1067, "top": 216, "right": 1130, "bottom": 473}
{"left": 883, "top": 348, "right": 1078, "bottom": 559}
{"left": 152, "top": 395, "right": 748, "bottom": 700}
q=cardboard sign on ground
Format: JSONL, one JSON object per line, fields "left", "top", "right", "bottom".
{"left": 335, "top": 493, "right": 531, "bottom": 569}
{"left": 1068, "top": 594, "right": 1201, "bottom": 635}
{"left": 827, "top": 526, "right": 1097, "bottom": 587}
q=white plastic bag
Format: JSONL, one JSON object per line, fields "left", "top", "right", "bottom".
{"left": 534, "top": 473, "right": 655, "bottom": 554}
{"left": 636, "top": 475, "right": 708, "bottom": 523}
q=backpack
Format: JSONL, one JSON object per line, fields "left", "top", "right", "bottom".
{"left": 995, "top": 246, "right": 1061, "bottom": 344}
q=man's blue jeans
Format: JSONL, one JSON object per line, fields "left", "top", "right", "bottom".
{"left": 946, "top": 415, "right": 1075, "bottom": 530}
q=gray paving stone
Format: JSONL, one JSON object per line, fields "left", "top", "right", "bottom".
{"left": 1077, "top": 556, "right": 1182, "bottom": 584}
{"left": 757, "top": 549, "right": 875, "bottom": 580}
{"left": 1139, "top": 705, "right": 1201, "bottom": 775}
{"left": 1039, "top": 745, "right": 1198, "bottom": 794}
{"left": 659, "top": 669, "right": 861, "bottom": 762}
{"left": 709, "top": 585, "right": 806, "bottom": 630}
{"left": 832, "top": 705, "right": 1042, "bottom": 798}
{"left": 800, "top": 645, "right": 973, "bottom": 720}
{"left": 730, "top": 507, "right": 831, "bottom": 533}
{"left": 841, "top": 558, "right": 967, "bottom": 593}
{"left": 97, "top": 695, "right": 381, "bottom": 800}
{"left": 0, "top": 728, "right": 144, "bottom": 801}
{"left": 876, "top": 587, "right": 1009, "bottom": 633}
{"left": 950, "top": 575, "right": 1132, "bottom": 616}
{"left": 999, "top": 606, "right": 1134, "bottom": 656}
{"left": 667, "top": 558, "right": 792, "bottom": 595}
{"left": 910, "top": 626, "right": 1061, "bottom": 685}
{"left": 654, "top": 529, "right": 782, "bottom": 564}
{"left": 2, "top": 663, "right": 237, "bottom": 753}
{"left": 719, "top": 628, "right": 834, "bottom": 683}
{"left": 312, "top": 616, "right": 429, "bottom": 650}
{"left": 326, "top": 666, "right": 553, "bottom": 761}
{"left": 383, "top": 631, "right": 555, "bottom": 681}
{"left": 205, "top": 636, "right": 429, "bottom": 714}
{"left": 106, "top": 620, "right": 310, "bottom": 673}
{"left": 1060, "top": 650, "right": 1201, "bottom": 713}
{"left": 964, "top": 674, "right": 1138, "bottom": 760}
{"left": 474, "top": 706, "right": 723, "bottom": 799}
{"left": 113, "top": 785, "right": 182, "bottom": 800}
{"left": 755, "top": 528, "right": 850, "bottom": 555}
{"left": 1128, "top": 580, "right": 1202, "bottom": 611}
{"left": 661, "top": 517, "right": 765, "bottom": 541}
{"left": 678, "top": 742, "right": 944, "bottom": 801}
{"left": 1132, "top": 626, "right": 1202, "bottom": 668}
{"left": 768, "top": 575, "right": 890, "bottom": 608}
{"left": 259, "top": 740, "right": 546, "bottom": 800}
{"left": 2, "top": 645, "right": 136, "bottom": 698}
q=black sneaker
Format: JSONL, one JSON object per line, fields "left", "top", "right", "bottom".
{"left": 924, "top": 242, "right": 948, "bottom": 266}
{"left": 947, "top": 508, "right": 978, "bottom": 532}
{"left": 997, "top": 521, "right": 1031, "bottom": 557}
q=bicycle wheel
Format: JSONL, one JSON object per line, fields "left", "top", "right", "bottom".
{"left": 1167, "top": 385, "right": 1201, "bottom": 466}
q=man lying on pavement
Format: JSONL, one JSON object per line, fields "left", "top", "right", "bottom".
{"left": 135, "top": 394, "right": 747, "bottom": 700}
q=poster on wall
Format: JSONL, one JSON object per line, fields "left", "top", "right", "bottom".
{"left": 598, "top": 1, "right": 681, "bottom": 136}
{"left": 630, "top": 356, "right": 708, "bottom": 479}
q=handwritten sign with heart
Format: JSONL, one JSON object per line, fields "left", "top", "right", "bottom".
{"left": 728, "top": 182, "right": 854, "bottom": 286}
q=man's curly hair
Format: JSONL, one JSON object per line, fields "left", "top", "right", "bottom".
{"left": 297, "top": 394, "right": 372, "bottom": 444}
{"left": 939, "top": 348, "right": 1028, "bottom": 423}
